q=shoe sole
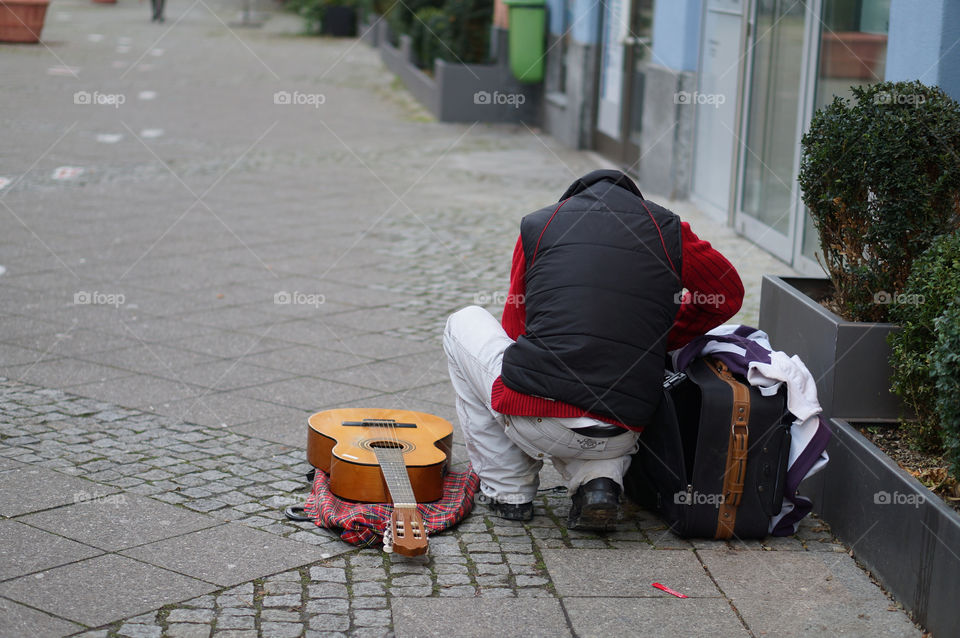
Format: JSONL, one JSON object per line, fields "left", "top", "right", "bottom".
{"left": 569, "top": 502, "right": 619, "bottom": 531}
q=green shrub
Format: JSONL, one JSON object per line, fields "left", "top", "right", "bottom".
{"left": 284, "top": 0, "right": 326, "bottom": 34}
{"left": 285, "top": 0, "right": 357, "bottom": 34}
{"left": 410, "top": 7, "right": 452, "bottom": 69}
{"left": 386, "top": 0, "right": 491, "bottom": 67}
{"left": 384, "top": 0, "right": 442, "bottom": 46}
{"left": 932, "top": 302, "right": 960, "bottom": 479}
{"left": 889, "top": 231, "right": 960, "bottom": 452}
{"left": 798, "top": 81, "right": 960, "bottom": 322}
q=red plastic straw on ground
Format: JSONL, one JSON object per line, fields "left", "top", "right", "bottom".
{"left": 652, "top": 582, "right": 688, "bottom": 598}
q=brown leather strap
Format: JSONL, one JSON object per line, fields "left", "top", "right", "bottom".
{"left": 706, "top": 359, "right": 750, "bottom": 539}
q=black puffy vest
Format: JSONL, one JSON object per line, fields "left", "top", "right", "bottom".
{"left": 500, "top": 170, "right": 683, "bottom": 427}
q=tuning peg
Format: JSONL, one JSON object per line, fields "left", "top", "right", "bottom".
{"left": 382, "top": 526, "right": 394, "bottom": 554}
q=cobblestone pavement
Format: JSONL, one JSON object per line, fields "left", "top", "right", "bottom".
{"left": 0, "top": 0, "right": 923, "bottom": 636}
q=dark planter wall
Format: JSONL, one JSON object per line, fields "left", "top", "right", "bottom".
{"left": 377, "top": 25, "right": 541, "bottom": 124}
{"left": 801, "top": 419, "right": 960, "bottom": 635}
{"left": 758, "top": 275, "right": 905, "bottom": 422}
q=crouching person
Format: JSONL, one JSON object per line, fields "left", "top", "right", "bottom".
{"left": 443, "top": 170, "right": 743, "bottom": 530}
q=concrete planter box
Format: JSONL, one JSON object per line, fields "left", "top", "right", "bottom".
{"left": 758, "top": 275, "right": 903, "bottom": 422}
{"left": 801, "top": 418, "right": 960, "bottom": 636}
{"left": 377, "top": 26, "right": 539, "bottom": 124}
{"left": 358, "top": 12, "right": 380, "bottom": 47}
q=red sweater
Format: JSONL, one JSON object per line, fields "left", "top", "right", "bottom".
{"left": 490, "top": 221, "right": 745, "bottom": 431}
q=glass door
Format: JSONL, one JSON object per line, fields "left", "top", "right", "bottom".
{"left": 594, "top": 0, "right": 654, "bottom": 170}
{"left": 734, "top": 0, "right": 811, "bottom": 262}
{"left": 690, "top": 0, "right": 748, "bottom": 222}
{"left": 793, "top": 0, "right": 890, "bottom": 273}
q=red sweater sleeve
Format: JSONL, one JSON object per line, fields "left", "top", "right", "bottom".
{"left": 668, "top": 222, "right": 744, "bottom": 350}
{"left": 501, "top": 235, "right": 526, "bottom": 339}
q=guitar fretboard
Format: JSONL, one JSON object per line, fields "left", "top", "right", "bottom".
{"left": 373, "top": 446, "right": 417, "bottom": 507}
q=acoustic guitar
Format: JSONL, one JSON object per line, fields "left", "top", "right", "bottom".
{"left": 306, "top": 408, "right": 454, "bottom": 556}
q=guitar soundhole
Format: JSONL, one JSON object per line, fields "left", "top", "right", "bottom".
{"left": 360, "top": 439, "right": 415, "bottom": 453}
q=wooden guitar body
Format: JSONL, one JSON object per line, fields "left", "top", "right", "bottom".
{"left": 306, "top": 408, "right": 454, "bottom": 504}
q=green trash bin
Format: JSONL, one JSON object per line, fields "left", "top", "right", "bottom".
{"left": 502, "top": 0, "right": 546, "bottom": 83}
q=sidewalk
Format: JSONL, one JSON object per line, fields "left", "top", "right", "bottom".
{"left": 0, "top": 1, "right": 922, "bottom": 636}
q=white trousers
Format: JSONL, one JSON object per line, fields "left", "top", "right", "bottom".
{"left": 442, "top": 306, "right": 640, "bottom": 504}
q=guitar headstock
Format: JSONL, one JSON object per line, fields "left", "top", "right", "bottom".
{"left": 385, "top": 507, "right": 428, "bottom": 556}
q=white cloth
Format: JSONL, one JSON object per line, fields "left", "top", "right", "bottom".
{"left": 443, "top": 306, "right": 639, "bottom": 503}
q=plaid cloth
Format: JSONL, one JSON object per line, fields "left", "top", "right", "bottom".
{"left": 304, "top": 467, "right": 480, "bottom": 547}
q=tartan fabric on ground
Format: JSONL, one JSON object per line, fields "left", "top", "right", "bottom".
{"left": 304, "top": 467, "right": 480, "bottom": 547}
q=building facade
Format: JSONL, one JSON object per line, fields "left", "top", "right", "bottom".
{"left": 536, "top": 0, "right": 960, "bottom": 272}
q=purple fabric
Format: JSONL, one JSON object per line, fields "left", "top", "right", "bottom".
{"left": 771, "top": 416, "right": 833, "bottom": 536}
{"left": 674, "top": 330, "right": 773, "bottom": 376}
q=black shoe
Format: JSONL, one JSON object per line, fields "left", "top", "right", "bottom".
{"left": 478, "top": 494, "right": 533, "bottom": 521}
{"left": 568, "top": 477, "right": 621, "bottom": 531}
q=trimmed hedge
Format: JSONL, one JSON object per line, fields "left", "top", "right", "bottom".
{"left": 932, "top": 301, "right": 960, "bottom": 480}
{"left": 890, "top": 232, "right": 960, "bottom": 452}
{"left": 799, "top": 81, "right": 960, "bottom": 322}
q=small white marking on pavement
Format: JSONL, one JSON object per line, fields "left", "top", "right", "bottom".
{"left": 111, "top": 61, "right": 128, "bottom": 69}
{"left": 140, "top": 129, "right": 164, "bottom": 139}
{"left": 0, "top": 265, "right": 7, "bottom": 277}
{"left": 137, "top": 64, "right": 155, "bottom": 72}
{"left": 55, "top": 12, "right": 71, "bottom": 20}
{"left": 87, "top": 33, "right": 104, "bottom": 42}
{"left": 0, "top": 177, "right": 11, "bottom": 190}
{"left": 96, "top": 133, "right": 123, "bottom": 144}
{"left": 47, "top": 65, "right": 80, "bottom": 76}
{"left": 115, "top": 45, "right": 130, "bottom": 54}
{"left": 117, "top": 36, "right": 132, "bottom": 45}
{"left": 138, "top": 90, "right": 157, "bottom": 100}
{"left": 52, "top": 167, "right": 84, "bottom": 180}
{"left": 150, "top": 48, "right": 165, "bottom": 57}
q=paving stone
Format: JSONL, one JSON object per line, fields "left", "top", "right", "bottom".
{"left": 0, "top": 519, "right": 102, "bottom": 580}
{"left": 0, "top": 554, "right": 215, "bottom": 627}
{"left": 0, "top": 597, "right": 82, "bottom": 638}
{"left": 542, "top": 549, "right": 719, "bottom": 598}
{"left": 699, "top": 549, "right": 923, "bottom": 637}
{"left": 167, "top": 608, "right": 216, "bottom": 623}
{"left": 213, "top": 613, "right": 256, "bottom": 630}
{"left": 262, "top": 594, "right": 302, "bottom": 608}
{"left": 262, "top": 609, "right": 303, "bottom": 622}
{"left": 392, "top": 598, "right": 571, "bottom": 637}
{"left": 18, "top": 493, "right": 219, "bottom": 550}
{"left": 308, "top": 583, "right": 349, "bottom": 598}
{"left": 564, "top": 597, "right": 749, "bottom": 637}
{"left": 164, "top": 623, "right": 213, "bottom": 638}
{"left": 116, "top": 623, "right": 163, "bottom": 638}
{"left": 305, "top": 599, "right": 349, "bottom": 615}
{"left": 0, "top": 465, "right": 120, "bottom": 517}
{"left": 308, "top": 566, "right": 346, "bottom": 583}
{"left": 120, "top": 523, "right": 329, "bottom": 586}
{"left": 307, "top": 614, "right": 351, "bottom": 632}
{"left": 259, "top": 622, "right": 303, "bottom": 637}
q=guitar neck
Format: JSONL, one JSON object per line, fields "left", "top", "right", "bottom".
{"left": 373, "top": 446, "right": 418, "bottom": 507}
